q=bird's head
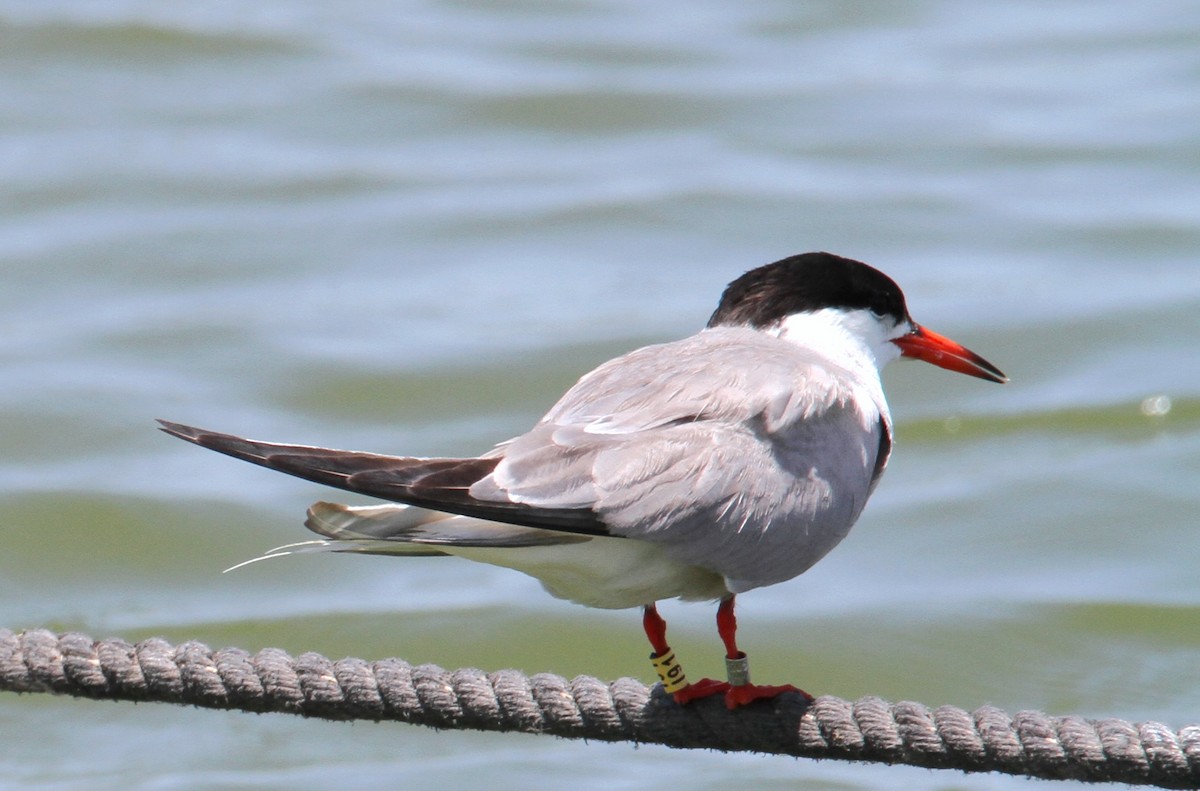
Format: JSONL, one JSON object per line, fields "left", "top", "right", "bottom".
{"left": 708, "top": 252, "right": 1007, "bottom": 383}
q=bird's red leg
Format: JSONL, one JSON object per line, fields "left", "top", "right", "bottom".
{"left": 642, "top": 604, "right": 728, "bottom": 704}
{"left": 716, "top": 595, "right": 811, "bottom": 709}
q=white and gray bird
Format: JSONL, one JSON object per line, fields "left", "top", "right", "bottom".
{"left": 160, "top": 252, "right": 1006, "bottom": 708}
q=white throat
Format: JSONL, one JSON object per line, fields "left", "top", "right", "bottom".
{"left": 772, "top": 308, "right": 903, "bottom": 367}
{"left": 767, "top": 308, "right": 905, "bottom": 417}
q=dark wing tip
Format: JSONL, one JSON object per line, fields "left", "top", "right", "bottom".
{"left": 157, "top": 419, "right": 207, "bottom": 443}
{"left": 155, "top": 418, "right": 234, "bottom": 449}
{"left": 156, "top": 419, "right": 278, "bottom": 466}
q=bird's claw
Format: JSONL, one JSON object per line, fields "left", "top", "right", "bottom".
{"left": 670, "top": 678, "right": 729, "bottom": 705}
{"left": 722, "top": 682, "right": 811, "bottom": 709}
{"left": 671, "top": 679, "right": 811, "bottom": 708}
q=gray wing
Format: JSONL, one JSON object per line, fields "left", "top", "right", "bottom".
{"left": 470, "top": 326, "right": 890, "bottom": 588}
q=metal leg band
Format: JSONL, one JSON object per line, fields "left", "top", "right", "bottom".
{"left": 725, "top": 652, "right": 751, "bottom": 686}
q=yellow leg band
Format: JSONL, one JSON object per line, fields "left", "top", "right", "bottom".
{"left": 649, "top": 649, "right": 689, "bottom": 694}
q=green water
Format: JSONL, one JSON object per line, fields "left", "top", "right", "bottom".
{"left": 2, "top": 1, "right": 1199, "bottom": 789}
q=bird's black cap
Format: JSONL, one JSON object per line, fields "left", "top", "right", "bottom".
{"left": 708, "top": 252, "right": 909, "bottom": 330}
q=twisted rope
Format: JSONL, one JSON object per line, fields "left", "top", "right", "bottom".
{"left": 3, "top": 629, "right": 1198, "bottom": 787}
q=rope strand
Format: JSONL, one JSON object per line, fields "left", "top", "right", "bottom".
{"left": 3, "top": 628, "right": 1198, "bottom": 787}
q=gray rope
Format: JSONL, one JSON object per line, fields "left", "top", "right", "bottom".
{"left": 3, "top": 628, "right": 1198, "bottom": 788}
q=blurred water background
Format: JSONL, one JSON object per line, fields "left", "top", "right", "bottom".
{"left": 1, "top": 1, "right": 1199, "bottom": 789}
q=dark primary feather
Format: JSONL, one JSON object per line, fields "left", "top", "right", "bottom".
{"left": 156, "top": 420, "right": 611, "bottom": 537}
{"left": 870, "top": 416, "right": 892, "bottom": 490}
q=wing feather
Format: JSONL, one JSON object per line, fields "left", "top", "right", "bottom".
{"left": 160, "top": 325, "right": 889, "bottom": 594}
{"left": 157, "top": 420, "right": 609, "bottom": 537}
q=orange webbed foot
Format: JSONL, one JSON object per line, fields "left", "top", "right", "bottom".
{"left": 670, "top": 678, "right": 729, "bottom": 705}
{"left": 723, "top": 682, "right": 812, "bottom": 709}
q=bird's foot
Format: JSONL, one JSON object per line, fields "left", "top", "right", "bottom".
{"left": 670, "top": 678, "right": 730, "bottom": 705}
{"left": 720, "top": 651, "right": 811, "bottom": 708}
{"left": 723, "top": 682, "right": 812, "bottom": 709}
{"left": 646, "top": 602, "right": 812, "bottom": 709}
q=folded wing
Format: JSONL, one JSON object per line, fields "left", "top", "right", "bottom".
{"left": 156, "top": 420, "right": 610, "bottom": 537}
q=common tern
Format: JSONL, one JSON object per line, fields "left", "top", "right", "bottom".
{"left": 160, "top": 251, "right": 1006, "bottom": 708}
